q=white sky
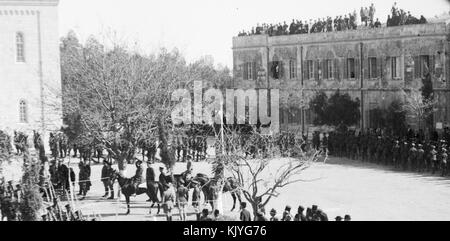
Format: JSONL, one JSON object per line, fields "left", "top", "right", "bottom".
{"left": 58, "top": 0, "right": 450, "bottom": 68}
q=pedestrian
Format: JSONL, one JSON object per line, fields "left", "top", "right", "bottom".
{"left": 344, "top": 215, "right": 352, "bottom": 221}
{"left": 101, "top": 160, "right": 112, "bottom": 198}
{"left": 294, "top": 205, "right": 307, "bottom": 221}
{"left": 192, "top": 181, "right": 201, "bottom": 220}
{"left": 281, "top": 205, "right": 293, "bottom": 221}
{"left": 240, "top": 202, "right": 252, "bottom": 221}
{"left": 200, "top": 209, "right": 212, "bottom": 221}
{"left": 176, "top": 180, "right": 189, "bottom": 221}
{"left": 162, "top": 182, "right": 176, "bottom": 221}
{"left": 269, "top": 208, "right": 279, "bottom": 221}
{"left": 213, "top": 209, "right": 224, "bottom": 221}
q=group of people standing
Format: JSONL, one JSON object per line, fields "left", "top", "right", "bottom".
{"left": 326, "top": 128, "right": 450, "bottom": 176}
{"left": 237, "top": 4, "right": 382, "bottom": 37}
{"left": 386, "top": 2, "right": 427, "bottom": 27}
{"left": 237, "top": 2, "right": 429, "bottom": 38}
{"left": 237, "top": 202, "right": 351, "bottom": 222}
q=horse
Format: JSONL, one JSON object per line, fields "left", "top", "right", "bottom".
{"left": 145, "top": 166, "right": 163, "bottom": 214}
{"left": 183, "top": 173, "right": 242, "bottom": 212}
{"left": 13, "top": 132, "right": 28, "bottom": 155}
{"left": 109, "top": 170, "right": 148, "bottom": 215}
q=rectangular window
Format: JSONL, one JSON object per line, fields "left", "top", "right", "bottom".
{"left": 419, "top": 55, "right": 430, "bottom": 78}
{"left": 347, "top": 58, "right": 355, "bottom": 79}
{"left": 368, "top": 57, "right": 378, "bottom": 79}
{"left": 391, "top": 57, "right": 401, "bottom": 79}
{"left": 16, "top": 33, "right": 25, "bottom": 62}
{"left": 271, "top": 61, "right": 282, "bottom": 79}
{"left": 325, "top": 59, "right": 333, "bottom": 79}
{"left": 289, "top": 59, "right": 297, "bottom": 79}
{"left": 307, "top": 60, "right": 314, "bottom": 80}
{"left": 244, "top": 62, "right": 256, "bottom": 80}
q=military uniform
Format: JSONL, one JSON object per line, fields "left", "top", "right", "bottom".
{"left": 408, "top": 144, "right": 417, "bottom": 171}
{"left": 430, "top": 146, "right": 438, "bottom": 174}
{"left": 416, "top": 145, "right": 425, "bottom": 173}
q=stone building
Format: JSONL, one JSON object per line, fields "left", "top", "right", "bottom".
{"left": 232, "top": 22, "right": 450, "bottom": 133}
{"left": 0, "top": 0, "right": 62, "bottom": 150}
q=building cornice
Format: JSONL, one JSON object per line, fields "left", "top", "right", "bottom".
{"left": 233, "top": 23, "right": 450, "bottom": 50}
{"left": 0, "top": 0, "right": 59, "bottom": 7}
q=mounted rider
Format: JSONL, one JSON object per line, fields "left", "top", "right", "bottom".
{"left": 131, "top": 160, "right": 144, "bottom": 191}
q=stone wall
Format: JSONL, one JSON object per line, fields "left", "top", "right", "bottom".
{"left": 232, "top": 22, "right": 450, "bottom": 131}
{"left": 0, "top": 0, "right": 62, "bottom": 150}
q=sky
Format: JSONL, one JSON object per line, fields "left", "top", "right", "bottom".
{"left": 58, "top": 0, "right": 450, "bottom": 68}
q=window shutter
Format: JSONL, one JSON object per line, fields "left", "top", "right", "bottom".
{"left": 315, "top": 60, "right": 320, "bottom": 81}
{"left": 334, "top": 59, "right": 340, "bottom": 80}
{"left": 385, "top": 57, "right": 391, "bottom": 80}
{"left": 268, "top": 62, "right": 273, "bottom": 79}
{"left": 243, "top": 63, "right": 248, "bottom": 80}
{"left": 364, "top": 58, "right": 370, "bottom": 79}
{"left": 303, "top": 61, "right": 308, "bottom": 81}
{"left": 414, "top": 56, "right": 420, "bottom": 79}
{"left": 355, "top": 58, "right": 360, "bottom": 79}
{"left": 322, "top": 60, "right": 327, "bottom": 79}
{"left": 252, "top": 62, "right": 257, "bottom": 80}
{"left": 344, "top": 58, "right": 348, "bottom": 79}
{"left": 279, "top": 61, "right": 284, "bottom": 79}
{"left": 378, "top": 57, "right": 383, "bottom": 79}
{"left": 430, "top": 55, "right": 435, "bottom": 74}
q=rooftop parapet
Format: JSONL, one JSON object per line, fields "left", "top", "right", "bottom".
{"left": 233, "top": 22, "right": 450, "bottom": 49}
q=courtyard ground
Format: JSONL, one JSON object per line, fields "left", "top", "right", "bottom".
{"left": 70, "top": 157, "right": 450, "bottom": 221}
{"left": 3, "top": 155, "right": 450, "bottom": 221}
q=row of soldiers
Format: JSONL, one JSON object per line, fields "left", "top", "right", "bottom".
{"left": 49, "top": 132, "right": 104, "bottom": 163}
{"left": 0, "top": 180, "right": 23, "bottom": 221}
{"left": 139, "top": 136, "right": 208, "bottom": 163}
{"left": 327, "top": 130, "right": 450, "bottom": 176}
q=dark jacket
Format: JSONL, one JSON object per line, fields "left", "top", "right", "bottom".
{"left": 240, "top": 209, "right": 252, "bottom": 221}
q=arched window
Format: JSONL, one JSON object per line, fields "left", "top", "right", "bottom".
{"left": 16, "top": 32, "right": 25, "bottom": 62}
{"left": 19, "top": 100, "right": 28, "bottom": 123}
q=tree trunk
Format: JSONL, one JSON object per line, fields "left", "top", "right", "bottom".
{"left": 117, "top": 155, "right": 127, "bottom": 175}
{"left": 250, "top": 200, "right": 259, "bottom": 220}
{"left": 215, "top": 186, "right": 224, "bottom": 214}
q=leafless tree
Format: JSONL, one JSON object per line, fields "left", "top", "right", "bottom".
{"left": 211, "top": 126, "right": 323, "bottom": 217}
{"left": 401, "top": 88, "right": 437, "bottom": 130}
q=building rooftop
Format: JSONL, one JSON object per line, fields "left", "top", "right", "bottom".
{"left": 0, "top": 0, "right": 59, "bottom": 6}
{"left": 233, "top": 22, "right": 450, "bottom": 49}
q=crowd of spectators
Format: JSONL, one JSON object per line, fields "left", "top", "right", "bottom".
{"left": 387, "top": 2, "right": 427, "bottom": 27}
{"left": 237, "top": 3, "right": 427, "bottom": 37}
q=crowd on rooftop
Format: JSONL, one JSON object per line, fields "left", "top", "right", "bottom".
{"left": 237, "top": 3, "right": 427, "bottom": 37}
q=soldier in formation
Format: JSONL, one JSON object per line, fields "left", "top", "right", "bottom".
{"left": 328, "top": 129, "right": 450, "bottom": 176}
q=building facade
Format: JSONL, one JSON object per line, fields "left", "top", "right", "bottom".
{"left": 0, "top": 0, "right": 62, "bottom": 149}
{"left": 232, "top": 22, "right": 450, "bottom": 133}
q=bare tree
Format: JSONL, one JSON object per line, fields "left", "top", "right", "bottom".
{"left": 212, "top": 126, "right": 323, "bottom": 217}
{"left": 401, "top": 88, "right": 436, "bottom": 130}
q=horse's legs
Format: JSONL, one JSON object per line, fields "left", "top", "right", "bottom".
{"left": 157, "top": 203, "right": 161, "bottom": 215}
{"left": 125, "top": 195, "right": 130, "bottom": 215}
{"left": 230, "top": 193, "right": 237, "bottom": 212}
{"left": 149, "top": 202, "right": 153, "bottom": 214}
